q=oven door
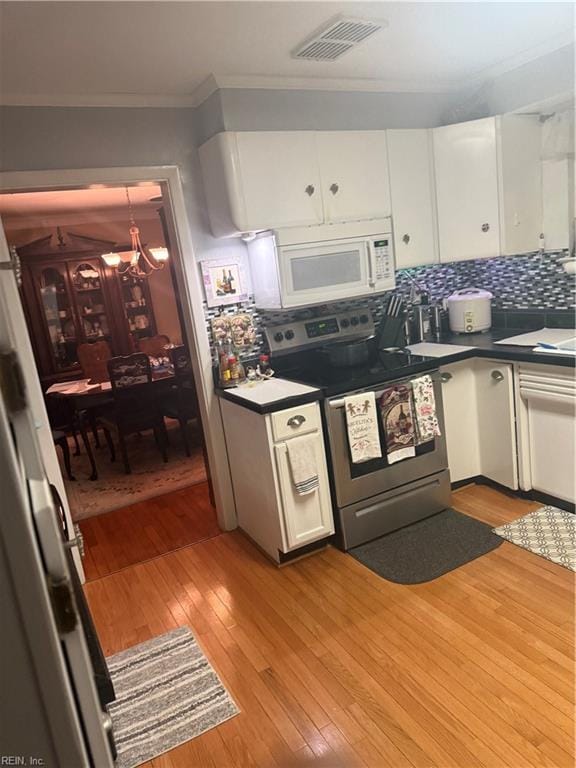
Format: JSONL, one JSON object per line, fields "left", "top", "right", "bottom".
{"left": 278, "top": 238, "right": 372, "bottom": 307}
{"left": 324, "top": 371, "right": 449, "bottom": 509}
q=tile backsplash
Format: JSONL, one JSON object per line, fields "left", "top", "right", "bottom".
{"left": 393, "top": 250, "right": 575, "bottom": 311}
{"left": 206, "top": 250, "right": 575, "bottom": 359}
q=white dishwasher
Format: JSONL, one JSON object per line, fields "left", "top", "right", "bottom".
{"left": 517, "top": 363, "right": 576, "bottom": 503}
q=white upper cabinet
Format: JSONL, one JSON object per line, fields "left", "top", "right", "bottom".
{"left": 387, "top": 129, "right": 438, "bottom": 268}
{"left": 433, "top": 117, "right": 501, "bottom": 262}
{"left": 199, "top": 132, "right": 323, "bottom": 237}
{"left": 316, "top": 131, "right": 391, "bottom": 224}
{"left": 199, "top": 130, "right": 391, "bottom": 237}
{"left": 497, "top": 114, "right": 542, "bottom": 255}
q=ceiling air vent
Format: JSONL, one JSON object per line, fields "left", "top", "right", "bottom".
{"left": 292, "top": 16, "right": 385, "bottom": 62}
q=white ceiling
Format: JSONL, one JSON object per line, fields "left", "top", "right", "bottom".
{"left": 0, "top": 2, "right": 573, "bottom": 107}
{"left": 0, "top": 185, "right": 163, "bottom": 220}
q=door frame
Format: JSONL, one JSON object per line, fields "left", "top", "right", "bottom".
{"left": 0, "top": 165, "right": 237, "bottom": 533}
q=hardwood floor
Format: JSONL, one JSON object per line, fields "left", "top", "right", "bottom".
{"left": 80, "top": 482, "right": 220, "bottom": 581}
{"left": 84, "top": 484, "right": 575, "bottom": 767}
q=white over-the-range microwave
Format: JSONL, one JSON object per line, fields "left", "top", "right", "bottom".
{"left": 246, "top": 218, "right": 395, "bottom": 309}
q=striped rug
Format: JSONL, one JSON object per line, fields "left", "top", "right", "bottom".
{"left": 106, "top": 626, "right": 239, "bottom": 768}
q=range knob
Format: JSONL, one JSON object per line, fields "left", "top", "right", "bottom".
{"left": 340, "top": 318, "right": 350, "bottom": 328}
{"left": 285, "top": 329, "right": 295, "bottom": 340}
{"left": 350, "top": 316, "right": 359, "bottom": 326}
{"left": 360, "top": 314, "right": 369, "bottom": 324}
{"left": 273, "top": 332, "right": 284, "bottom": 343}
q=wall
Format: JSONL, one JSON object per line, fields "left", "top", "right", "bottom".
{"left": 445, "top": 44, "right": 575, "bottom": 123}
{"left": 0, "top": 103, "right": 243, "bottom": 527}
{"left": 217, "top": 88, "right": 457, "bottom": 134}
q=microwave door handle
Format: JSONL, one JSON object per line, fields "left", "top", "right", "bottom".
{"left": 366, "top": 242, "right": 376, "bottom": 288}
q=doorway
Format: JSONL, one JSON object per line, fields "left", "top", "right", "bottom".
{"left": 0, "top": 179, "right": 221, "bottom": 579}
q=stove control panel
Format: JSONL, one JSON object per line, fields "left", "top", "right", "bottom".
{"left": 265, "top": 310, "right": 375, "bottom": 354}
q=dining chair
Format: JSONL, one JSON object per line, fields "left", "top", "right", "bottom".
{"left": 158, "top": 345, "right": 200, "bottom": 457}
{"left": 78, "top": 340, "right": 112, "bottom": 384}
{"left": 138, "top": 334, "right": 170, "bottom": 357}
{"left": 77, "top": 340, "right": 114, "bottom": 447}
{"left": 97, "top": 353, "right": 169, "bottom": 474}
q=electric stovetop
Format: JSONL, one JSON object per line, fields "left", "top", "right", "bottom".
{"left": 272, "top": 348, "right": 441, "bottom": 398}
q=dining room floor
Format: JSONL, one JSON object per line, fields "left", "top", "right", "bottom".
{"left": 60, "top": 420, "right": 208, "bottom": 520}
{"left": 84, "top": 483, "right": 574, "bottom": 767}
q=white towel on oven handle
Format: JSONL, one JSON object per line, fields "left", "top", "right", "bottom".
{"left": 286, "top": 434, "right": 320, "bottom": 495}
{"left": 344, "top": 391, "right": 382, "bottom": 464}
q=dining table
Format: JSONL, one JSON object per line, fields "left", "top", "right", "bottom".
{"left": 46, "top": 368, "right": 175, "bottom": 481}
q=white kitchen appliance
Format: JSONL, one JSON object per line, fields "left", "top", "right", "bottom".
{"left": 447, "top": 288, "right": 493, "bottom": 333}
{"left": 246, "top": 218, "right": 395, "bottom": 309}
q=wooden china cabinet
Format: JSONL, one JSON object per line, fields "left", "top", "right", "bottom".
{"left": 18, "top": 231, "right": 158, "bottom": 385}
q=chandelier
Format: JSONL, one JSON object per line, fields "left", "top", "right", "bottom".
{"left": 101, "top": 187, "right": 169, "bottom": 278}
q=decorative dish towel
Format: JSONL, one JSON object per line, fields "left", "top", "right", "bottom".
{"left": 380, "top": 385, "right": 416, "bottom": 464}
{"left": 412, "top": 375, "right": 441, "bottom": 444}
{"left": 286, "top": 434, "right": 319, "bottom": 495}
{"left": 344, "top": 392, "right": 382, "bottom": 464}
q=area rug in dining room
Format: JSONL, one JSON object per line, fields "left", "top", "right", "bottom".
{"left": 107, "top": 626, "right": 239, "bottom": 768}
{"left": 61, "top": 424, "right": 207, "bottom": 520}
{"left": 493, "top": 505, "right": 576, "bottom": 571}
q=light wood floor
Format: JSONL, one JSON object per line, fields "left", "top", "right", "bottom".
{"left": 80, "top": 482, "right": 220, "bottom": 581}
{"left": 85, "top": 484, "right": 575, "bottom": 768}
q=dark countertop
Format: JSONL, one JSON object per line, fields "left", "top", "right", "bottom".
{"left": 420, "top": 329, "right": 576, "bottom": 368}
{"left": 215, "top": 329, "right": 575, "bottom": 408}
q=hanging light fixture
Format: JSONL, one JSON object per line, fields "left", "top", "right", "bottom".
{"left": 101, "top": 187, "right": 169, "bottom": 277}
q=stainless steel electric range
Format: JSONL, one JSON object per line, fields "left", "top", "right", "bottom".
{"left": 266, "top": 309, "right": 452, "bottom": 550}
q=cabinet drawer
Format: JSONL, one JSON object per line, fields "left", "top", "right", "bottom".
{"left": 271, "top": 402, "right": 320, "bottom": 443}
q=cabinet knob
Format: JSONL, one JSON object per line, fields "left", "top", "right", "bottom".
{"left": 440, "top": 372, "right": 452, "bottom": 383}
{"left": 491, "top": 370, "right": 504, "bottom": 382}
{"left": 481, "top": 223, "right": 490, "bottom": 233}
{"left": 402, "top": 234, "right": 410, "bottom": 244}
{"left": 329, "top": 183, "right": 339, "bottom": 195}
{"left": 305, "top": 184, "right": 315, "bottom": 197}
{"left": 287, "top": 414, "right": 306, "bottom": 428}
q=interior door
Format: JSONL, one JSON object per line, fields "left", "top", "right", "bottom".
{"left": 317, "top": 131, "right": 391, "bottom": 223}
{"left": 236, "top": 131, "right": 323, "bottom": 229}
{"left": 274, "top": 435, "right": 334, "bottom": 550}
{"left": 1, "top": 228, "right": 112, "bottom": 765}
{"left": 475, "top": 360, "right": 518, "bottom": 489}
{"left": 434, "top": 117, "right": 501, "bottom": 262}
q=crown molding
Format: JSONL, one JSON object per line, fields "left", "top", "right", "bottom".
{"left": 208, "top": 73, "right": 461, "bottom": 95}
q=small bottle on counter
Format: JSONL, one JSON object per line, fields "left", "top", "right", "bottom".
{"left": 227, "top": 355, "right": 246, "bottom": 384}
{"left": 258, "top": 354, "right": 271, "bottom": 377}
{"left": 218, "top": 342, "right": 232, "bottom": 386}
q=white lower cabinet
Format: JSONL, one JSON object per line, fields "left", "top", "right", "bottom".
{"left": 440, "top": 358, "right": 518, "bottom": 488}
{"left": 515, "top": 363, "right": 576, "bottom": 503}
{"left": 220, "top": 398, "right": 334, "bottom": 562}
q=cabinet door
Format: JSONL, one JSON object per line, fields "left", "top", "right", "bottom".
{"left": 30, "top": 263, "right": 81, "bottom": 376}
{"left": 387, "top": 129, "right": 438, "bottom": 267}
{"left": 235, "top": 132, "right": 323, "bottom": 230}
{"left": 542, "top": 158, "right": 571, "bottom": 251}
{"left": 316, "top": 131, "right": 391, "bottom": 224}
{"left": 274, "top": 434, "right": 334, "bottom": 550}
{"left": 434, "top": 117, "right": 501, "bottom": 262}
{"left": 498, "top": 115, "right": 542, "bottom": 255}
{"left": 475, "top": 360, "right": 518, "bottom": 489}
{"left": 440, "top": 361, "right": 480, "bottom": 483}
